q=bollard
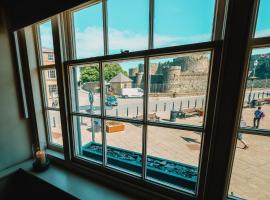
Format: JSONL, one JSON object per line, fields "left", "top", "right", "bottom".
{"left": 180, "top": 101, "right": 182, "bottom": 111}
{"left": 195, "top": 99, "right": 197, "bottom": 108}
{"left": 188, "top": 100, "right": 190, "bottom": 108}
{"left": 53, "top": 116, "right": 56, "bottom": 127}
{"left": 253, "top": 93, "right": 255, "bottom": 100}
{"left": 202, "top": 99, "right": 204, "bottom": 107}
{"left": 155, "top": 104, "right": 158, "bottom": 112}
{"left": 258, "top": 92, "right": 260, "bottom": 98}
{"left": 164, "top": 103, "right": 166, "bottom": 111}
{"left": 136, "top": 106, "right": 139, "bottom": 116}
{"left": 172, "top": 102, "right": 175, "bottom": 111}
{"left": 127, "top": 107, "right": 129, "bottom": 117}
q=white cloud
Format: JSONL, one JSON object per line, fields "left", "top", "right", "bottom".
{"left": 41, "top": 25, "right": 211, "bottom": 57}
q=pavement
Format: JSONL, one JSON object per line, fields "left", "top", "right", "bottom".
{"left": 48, "top": 89, "right": 270, "bottom": 200}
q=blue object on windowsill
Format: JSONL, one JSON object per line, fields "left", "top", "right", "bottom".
{"left": 82, "top": 142, "right": 197, "bottom": 190}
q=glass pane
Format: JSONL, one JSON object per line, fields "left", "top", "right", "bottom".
{"left": 255, "top": 0, "right": 270, "bottom": 38}
{"left": 242, "top": 48, "right": 270, "bottom": 130}
{"left": 73, "top": 2, "right": 104, "bottom": 58}
{"left": 107, "top": 0, "right": 149, "bottom": 54}
{"left": 146, "top": 126, "right": 201, "bottom": 191}
{"left": 148, "top": 51, "right": 211, "bottom": 126}
{"left": 74, "top": 116, "right": 103, "bottom": 163}
{"left": 47, "top": 110, "right": 62, "bottom": 146}
{"left": 104, "top": 59, "right": 144, "bottom": 119}
{"left": 228, "top": 134, "right": 270, "bottom": 199}
{"left": 42, "top": 69, "right": 59, "bottom": 108}
{"left": 154, "top": 0, "right": 215, "bottom": 48}
{"left": 38, "top": 20, "right": 55, "bottom": 65}
{"left": 105, "top": 120, "right": 142, "bottom": 175}
{"left": 70, "top": 64, "right": 101, "bottom": 115}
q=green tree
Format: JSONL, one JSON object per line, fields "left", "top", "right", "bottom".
{"left": 104, "top": 63, "right": 128, "bottom": 81}
{"left": 80, "top": 63, "right": 128, "bottom": 83}
{"left": 80, "top": 65, "right": 99, "bottom": 83}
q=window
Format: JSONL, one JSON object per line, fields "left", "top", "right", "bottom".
{"left": 68, "top": 0, "right": 217, "bottom": 194}
{"left": 48, "top": 53, "right": 54, "bottom": 61}
{"left": 228, "top": 1, "right": 270, "bottom": 199}
{"left": 48, "top": 69, "right": 56, "bottom": 79}
{"left": 48, "top": 85, "right": 58, "bottom": 96}
{"left": 36, "top": 20, "right": 63, "bottom": 147}
{"left": 20, "top": 0, "right": 261, "bottom": 198}
{"left": 228, "top": 48, "right": 270, "bottom": 200}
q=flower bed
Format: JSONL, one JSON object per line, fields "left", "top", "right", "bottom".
{"left": 82, "top": 142, "right": 198, "bottom": 190}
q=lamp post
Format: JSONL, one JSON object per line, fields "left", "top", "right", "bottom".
{"left": 248, "top": 60, "right": 258, "bottom": 106}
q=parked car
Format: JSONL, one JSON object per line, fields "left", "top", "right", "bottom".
{"left": 121, "top": 88, "right": 144, "bottom": 98}
{"left": 105, "top": 95, "right": 118, "bottom": 106}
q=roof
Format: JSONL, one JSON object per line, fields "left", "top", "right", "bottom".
{"left": 109, "top": 73, "right": 133, "bottom": 83}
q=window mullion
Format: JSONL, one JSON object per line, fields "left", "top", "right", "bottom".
{"left": 102, "top": 0, "right": 109, "bottom": 56}
{"left": 142, "top": 57, "right": 150, "bottom": 179}
{"left": 148, "top": 0, "right": 154, "bottom": 49}
{"left": 100, "top": 61, "right": 107, "bottom": 166}
{"left": 51, "top": 15, "right": 72, "bottom": 160}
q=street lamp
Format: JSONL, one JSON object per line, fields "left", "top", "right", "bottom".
{"left": 248, "top": 59, "right": 258, "bottom": 106}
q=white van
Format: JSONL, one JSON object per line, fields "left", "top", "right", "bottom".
{"left": 121, "top": 88, "right": 144, "bottom": 98}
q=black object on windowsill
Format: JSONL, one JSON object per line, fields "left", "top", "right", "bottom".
{"left": 32, "top": 158, "right": 50, "bottom": 172}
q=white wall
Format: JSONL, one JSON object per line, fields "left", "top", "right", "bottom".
{"left": 0, "top": 6, "right": 32, "bottom": 171}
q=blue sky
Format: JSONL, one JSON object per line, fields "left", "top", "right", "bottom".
{"left": 39, "top": 0, "right": 270, "bottom": 65}
{"left": 255, "top": 0, "right": 270, "bottom": 38}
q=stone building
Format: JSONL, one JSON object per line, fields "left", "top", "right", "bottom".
{"left": 130, "top": 54, "right": 209, "bottom": 95}
{"left": 109, "top": 73, "right": 133, "bottom": 95}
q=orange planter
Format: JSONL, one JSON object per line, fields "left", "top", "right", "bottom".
{"left": 106, "top": 122, "right": 125, "bottom": 133}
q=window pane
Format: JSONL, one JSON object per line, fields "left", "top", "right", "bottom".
{"left": 73, "top": 3, "right": 104, "bottom": 58}
{"left": 255, "top": 0, "right": 270, "bottom": 38}
{"left": 146, "top": 126, "right": 201, "bottom": 191}
{"left": 38, "top": 20, "right": 55, "bottom": 65}
{"left": 104, "top": 59, "right": 144, "bottom": 119}
{"left": 70, "top": 64, "right": 101, "bottom": 115}
{"left": 75, "top": 116, "right": 103, "bottom": 163}
{"left": 47, "top": 110, "right": 62, "bottom": 146}
{"left": 154, "top": 0, "right": 215, "bottom": 48}
{"left": 148, "top": 51, "right": 211, "bottom": 126}
{"left": 228, "top": 134, "right": 270, "bottom": 199}
{"left": 107, "top": 0, "right": 149, "bottom": 54}
{"left": 42, "top": 69, "right": 59, "bottom": 108}
{"left": 105, "top": 120, "right": 142, "bottom": 176}
{"left": 242, "top": 48, "right": 270, "bottom": 130}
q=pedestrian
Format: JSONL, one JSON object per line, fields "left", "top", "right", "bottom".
{"left": 238, "top": 118, "right": 248, "bottom": 149}
{"left": 253, "top": 106, "right": 265, "bottom": 128}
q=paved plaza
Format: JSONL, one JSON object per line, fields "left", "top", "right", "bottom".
{"left": 49, "top": 90, "right": 270, "bottom": 200}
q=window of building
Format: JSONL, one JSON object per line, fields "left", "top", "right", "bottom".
{"left": 228, "top": 1, "right": 270, "bottom": 199}
{"left": 48, "top": 69, "right": 56, "bottom": 79}
{"left": 48, "top": 53, "right": 54, "bottom": 61}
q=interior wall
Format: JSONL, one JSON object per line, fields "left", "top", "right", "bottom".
{"left": 0, "top": 5, "right": 32, "bottom": 171}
